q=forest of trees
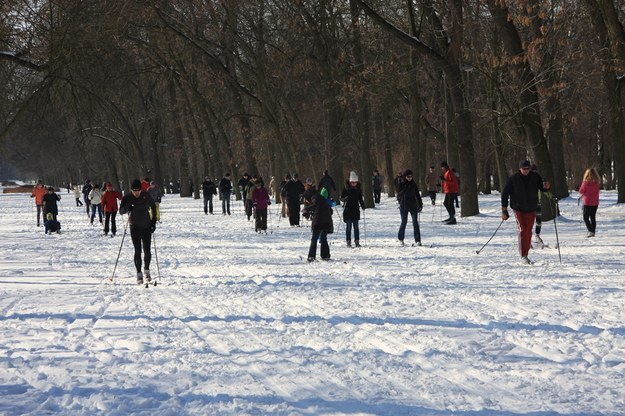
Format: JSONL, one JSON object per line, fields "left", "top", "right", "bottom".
{"left": 1, "top": 0, "right": 624, "bottom": 215}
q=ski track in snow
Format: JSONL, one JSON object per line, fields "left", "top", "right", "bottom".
{"left": 1, "top": 189, "right": 625, "bottom": 415}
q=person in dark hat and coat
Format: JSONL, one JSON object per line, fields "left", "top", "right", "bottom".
{"left": 397, "top": 169, "right": 423, "bottom": 246}
{"left": 501, "top": 160, "right": 551, "bottom": 264}
{"left": 119, "top": 179, "right": 157, "bottom": 284}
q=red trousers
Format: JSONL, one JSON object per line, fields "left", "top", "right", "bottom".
{"left": 514, "top": 210, "right": 536, "bottom": 257}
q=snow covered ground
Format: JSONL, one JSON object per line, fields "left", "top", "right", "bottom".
{"left": 1, "top": 185, "right": 624, "bottom": 415}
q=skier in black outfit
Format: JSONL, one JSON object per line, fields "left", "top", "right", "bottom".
{"left": 82, "top": 180, "right": 93, "bottom": 216}
{"left": 397, "top": 169, "right": 423, "bottom": 246}
{"left": 119, "top": 179, "right": 157, "bottom": 284}
{"left": 201, "top": 176, "right": 217, "bottom": 214}
{"left": 283, "top": 174, "right": 304, "bottom": 226}
{"left": 302, "top": 187, "right": 333, "bottom": 261}
{"left": 318, "top": 170, "right": 337, "bottom": 204}
{"left": 341, "top": 172, "right": 366, "bottom": 247}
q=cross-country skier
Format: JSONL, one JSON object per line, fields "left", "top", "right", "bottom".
{"left": 119, "top": 179, "right": 157, "bottom": 284}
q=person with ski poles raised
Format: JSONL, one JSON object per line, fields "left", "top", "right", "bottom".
{"left": 119, "top": 179, "right": 157, "bottom": 284}
{"left": 501, "top": 160, "right": 551, "bottom": 265}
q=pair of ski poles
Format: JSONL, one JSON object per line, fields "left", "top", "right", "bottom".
{"left": 109, "top": 215, "right": 162, "bottom": 282}
{"left": 476, "top": 203, "right": 561, "bottom": 264}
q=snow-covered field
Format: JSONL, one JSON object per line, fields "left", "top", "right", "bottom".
{"left": 1, "top": 186, "right": 624, "bottom": 415}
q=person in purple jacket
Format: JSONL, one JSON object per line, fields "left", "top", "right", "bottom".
{"left": 251, "top": 177, "right": 271, "bottom": 233}
{"left": 578, "top": 168, "right": 601, "bottom": 238}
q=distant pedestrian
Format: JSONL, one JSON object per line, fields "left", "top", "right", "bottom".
{"left": 102, "top": 182, "right": 122, "bottom": 236}
{"left": 318, "top": 170, "right": 337, "bottom": 204}
{"left": 82, "top": 180, "right": 93, "bottom": 216}
{"left": 440, "top": 161, "right": 458, "bottom": 224}
{"left": 579, "top": 168, "right": 601, "bottom": 238}
{"left": 252, "top": 178, "right": 271, "bottom": 233}
{"left": 89, "top": 184, "right": 103, "bottom": 224}
{"left": 425, "top": 166, "right": 438, "bottom": 205}
{"left": 148, "top": 181, "right": 163, "bottom": 222}
{"left": 501, "top": 160, "right": 551, "bottom": 264}
{"left": 42, "top": 186, "right": 61, "bottom": 222}
{"left": 279, "top": 174, "right": 290, "bottom": 218}
{"left": 341, "top": 171, "right": 366, "bottom": 247}
{"left": 73, "top": 185, "right": 83, "bottom": 207}
{"left": 218, "top": 173, "right": 232, "bottom": 215}
{"left": 30, "top": 180, "right": 46, "bottom": 227}
{"left": 371, "top": 169, "right": 383, "bottom": 204}
{"left": 119, "top": 179, "right": 157, "bottom": 284}
{"left": 203, "top": 175, "right": 218, "bottom": 214}
{"left": 397, "top": 169, "right": 423, "bottom": 246}
{"left": 284, "top": 173, "right": 304, "bottom": 226}
{"left": 302, "top": 187, "right": 333, "bottom": 262}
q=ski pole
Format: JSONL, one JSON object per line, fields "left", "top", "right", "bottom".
{"left": 475, "top": 219, "right": 505, "bottom": 254}
{"left": 363, "top": 207, "right": 367, "bottom": 247}
{"left": 553, "top": 199, "right": 562, "bottom": 264}
{"left": 153, "top": 232, "right": 161, "bottom": 283}
{"left": 109, "top": 215, "right": 130, "bottom": 282}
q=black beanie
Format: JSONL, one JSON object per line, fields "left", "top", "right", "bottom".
{"left": 131, "top": 179, "right": 142, "bottom": 190}
{"left": 403, "top": 169, "right": 413, "bottom": 177}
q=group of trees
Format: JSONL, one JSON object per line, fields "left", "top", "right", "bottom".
{"left": 1, "top": 0, "right": 624, "bottom": 215}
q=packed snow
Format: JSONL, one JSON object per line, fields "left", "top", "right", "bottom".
{"left": 1, "top": 185, "right": 624, "bottom": 415}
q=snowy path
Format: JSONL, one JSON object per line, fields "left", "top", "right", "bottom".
{"left": 1, "top": 190, "right": 625, "bottom": 415}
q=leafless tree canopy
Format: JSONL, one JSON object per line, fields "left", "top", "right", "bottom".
{"left": 2, "top": 0, "right": 625, "bottom": 209}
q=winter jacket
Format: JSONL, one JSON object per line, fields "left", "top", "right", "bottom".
{"left": 102, "top": 190, "right": 122, "bottom": 213}
{"left": 372, "top": 174, "right": 382, "bottom": 192}
{"left": 219, "top": 177, "right": 232, "bottom": 195}
{"left": 89, "top": 189, "right": 103, "bottom": 205}
{"left": 252, "top": 186, "right": 270, "bottom": 210}
{"left": 119, "top": 191, "right": 156, "bottom": 230}
{"left": 284, "top": 179, "right": 304, "bottom": 203}
{"left": 42, "top": 192, "right": 60, "bottom": 216}
{"left": 442, "top": 168, "right": 459, "bottom": 194}
{"left": 397, "top": 179, "right": 423, "bottom": 213}
{"left": 579, "top": 180, "right": 600, "bottom": 207}
{"left": 148, "top": 186, "right": 163, "bottom": 203}
{"left": 82, "top": 183, "right": 93, "bottom": 198}
{"left": 202, "top": 180, "right": 217, "bottom": 198}
{"left": 425, "top": 172, "right": 438, "bottom": 192}
{"left": 318, "top": 174, "right": 336, "bottom": 195}
{"left": 341, "top": 182, "right": 365, "bottom": 222}
{"left": 31, "top": 185, "right": 46, "bottom": 205}
{"left": 502, "top": 171, "right": 548, "bottom": 212}
{"left": 303, "top": 190, "right": 333, "bottom": 233}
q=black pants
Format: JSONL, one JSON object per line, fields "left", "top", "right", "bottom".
{"left": 203, "top": 195, "right": 214, "bottom": 214}
{"left": 287, "top": 200, "right": 300, "bottom": 226}
{"left": 444, "top": 193, "right": 456, "bottom": 218}
{"left": 104, "top": 211, "right": 117, "bottom": 235}
{"left": 373, "top": 189, "right": 381, "bottom": 204}
{"left": 255, "top": 208, "right": 267, "bottom": 231}
{"left": 583, "top": 205, "right": 598, "bottom": 233}
{"left": 308, "top": 229, "right": 330, "bottom": 260}
{"left": 130, "top": 227, "right": 152, "bottom": 273}
{"left": 535, "top": 204, "right": 542, "bottom": 235}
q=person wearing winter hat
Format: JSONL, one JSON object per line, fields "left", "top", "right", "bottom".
{"left": 42, "top": 186, "right": 61, "bottom": 223}
{"left": 44, "top": 212, "right": 61, "bottom": 234}
{"left": 397, "top": 169, "right": 424, "bottom": 246}
{"left": 119, "top": 179, "right": 157, "bottom": 284}
{"left": 341, "top": 171, "right": 366, "bottom": 247}
{"left": 501, "top": 159, "right": 551, "bottom": 264}
{"left": 148, "top": 181, "right": 163, "bottom": 221}
{"left": 440, "top": 161, "right": 458, "bottom": 224}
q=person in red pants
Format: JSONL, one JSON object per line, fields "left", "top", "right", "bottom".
{"left": 501, "top": 160, "right": 551, "bottom": 265}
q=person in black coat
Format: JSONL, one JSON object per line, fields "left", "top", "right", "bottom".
{"left": 82, "top": 180, "right": 93, "bottom": 216}
{"left": 42, "top": 187, "right": 61, "bottom": 221}
{"left": 119, "top": 179, "right": 157, "bottom": 284}
{"left": 201, "top": 176, "right": 217, "bottom": 214}
{"left": 501, "top": 160, "right": 550, "bottom": 264}
{"left": 340, "top": 172, "right": 366, "bottom": 247}
{"left": 318, "top": 170, "right": 337, "bottom": 204}
{"left": 218, "top": 173, "right": 233, "bottom": 215}
{"left": 283, "top": 174, "right": 304, "bottom": 226}
{"left": 303, "top": 188, "right": 333, "bottom": 261}
{"left": 397, "top": 169, "right": 423, "bottom": 246}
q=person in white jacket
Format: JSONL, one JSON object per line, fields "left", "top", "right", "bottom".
{"left": 88, "top": 184, "right": 103, "bottom": 224}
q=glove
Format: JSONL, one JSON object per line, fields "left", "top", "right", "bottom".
{"left": 417, "top": 204, "right": 423, "bottom": 213}
{"left": 150, "top": 221, "right": 156, "bottom": 233}
{"left": 267, "top": 200, "right": 271, "bottom": 205}
{"left": 501, "top": 207, "right": 509, "bottom": 221}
